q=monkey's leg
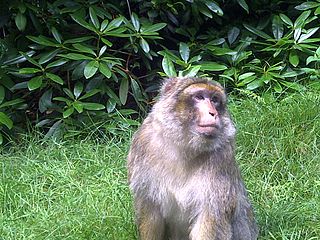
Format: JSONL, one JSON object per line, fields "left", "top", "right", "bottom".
{"left": 231, "top": 206, "right": 258, "bottom": 240}
{"left": 189, "top": 211, "right": 232, "bottom": 240}
{"left": 136, "top": 200, "right": 166, "bottom": 240}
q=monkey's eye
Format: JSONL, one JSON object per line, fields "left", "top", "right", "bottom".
{"left": 194, "top": 94, "right": 205, "bottom": 101}
{"left": 211, "top": 96, "right": 219, "bottom": 103}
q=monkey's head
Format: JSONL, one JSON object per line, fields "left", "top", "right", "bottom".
{"left": 153, "top": 77, "right": 235, "bottom": 152}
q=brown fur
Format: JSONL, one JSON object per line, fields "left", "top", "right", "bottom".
{"left": 127, "top": 77, "right": 258, "bottom": 240}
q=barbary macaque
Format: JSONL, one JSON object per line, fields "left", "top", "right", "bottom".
{"left": 127, "top": 77, "right": 258, "bottom": 240}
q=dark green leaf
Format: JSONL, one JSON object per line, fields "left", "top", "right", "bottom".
{"left": 294, "top": 28, "right": 302, "bottom": 41}
{"left": 0, "top": 86, "right": 4, "bottom": 105}
{"left": 84, "top": 61, "right": 99, "bottom": 79}
{"left": 0, "top": 98, "right": 24, "bottom": 108}
{"left": 315, "top": 6, "right": 320, "bottom": 15}
{"left": 179, "top": 42, "right": 190, "bottom": 63}
{"left": 289, "top": 50, "right": 299, "bottom": 67}
{"left": 243, "top": 24, "right": 272, "bottom": 39}
{"left": 28, "top": 76, "right": 43, "bottom": 90}
{"left": 282, "top": 70, "right": 303, "bottom": 78}
{"left": 63, "top": 107, "right": 74, "bottom": 118}
{"left": 27, "top": 35, "right": 58, "bottom": 47}
{"left": 200, "top": 62, "right": 228, "bottom": 71}
{"left": 46, "top": 73, "right": 64, "bottom": 85}
{"left": 89, "top": 7, "right": 100, "bottom": 29}
{"left": 237, "top": 76, "right": 256, "bottom": 86}
{"left": 100, "top": 19, "right": 109, "bottom": 32}
{"left": 273, "top": 81, "right": 283, "bottom": 93}
{"left": 107, "top": 98, "right": 116, "bottom": 113}
{"left": 73, "top": 102, "right": 84, "bottom": 113}
{"left": 101, "top": 38, "right": 113, "bottom": 47}
{"left": 82, "top": 102, "right": 105, "bottom": 110}
{"left": 17, "top": 3, "right": 26, "bottom": 13}
{"left": 79, "top": 89, "right": 101, "bottom": 100}
{"left": 0, "top": 112, "right": 13, "bottom": 129}
{"left": 184, "top": 65, "right": 201, "bottom": 77}
{"left": 280, "top": 81, "right": 305, "bottom": 91}
{"left": 131, "top": 12, "right": 140, "bottom": 31}
{"left": 46, "top": 59, "right": 68, "bottom": 68}
{"left": 279, "top": 14, "right": 293, "bottom": 27}
{"left": 105, "top": 86, "right": 121, "bottom": 104}
{"left": 15, "top": 12, "right": 27, "bottom": 31}
{"left": 53, "top": 97, "right": 71, "bottom": 104}
{"left": 118, "top": 109, "right": 137, "bottom": 115}
{"left": 207, "top": 46, "right": 237, "bottom": 55}
{"left": 99, "top": 62, "right": 112, "bottom": 78}
{"left": 119, "top": 78, "right": 129, "bottom": 105}
{"left": 189, "top": 55, "right": 202, "bottom": 63}
{"left": 3, "top": 50, "right": 35, "bottom": 65}
{"left": 0, "top": 133, "right": 3, "bottom": 145}
{"left": 44, "top": 120, "right": 63, "bottom": 140}
{"left": 228, "top": 27, "right": 240, "bottom": 45}
{"left": 306, "top": 56, "right": 316, "bottom": 65}
{"left": 59, "top": 53, "right": 93, "bottom": 60}
{"left": 158, "top": 50, "right": 180, "bottom": 61}
{"left": 74, "top": 82, "right": 83, "bottom": 99}
{"left": 272, "top": 15, "right": 284, "bottom": 40}
{"left": 208, "top": 38, "right": 225, "bottom": 45}
{"left": 63, "top": 88, "right": 75, "bottom": 100}
{"left": 298, "top": 27, "right": 319, "bottom": 43}
{"left": 64, "top": 36, "right": 94, "bottom": 44}
{"left": 72, "top": 43, "right": 96, "bottom": 56}
{"left": 204, "top": 0, "right": 223, "bottom": 16}
{"left": 238, "top": 72, "right": 255, "bottom": 81}
{"left": 141, "top": 23, "right": 166, "bottom": 33}
{"left": 162, "top": 54, "right": 177, "bottom": 77}
{"left": 131, "top": 79, "right": 143, "bottom": 101}
{"left": 295, "top": 2, "right": 320, "bottom": 10}
{"left": 0, "top": 75, "right": 14, "bottom": 90}
{"left": 51, "top": 27, "right": 62, "bottom": 43}
{"left": 39, "top": 49, "right": 60, "bottom": 65}
{"left": 39, "top": 89, "right": 53, "bottom": 113}
{"left": 20, "top": 52, "right": 42, "bottom": 68}
{"left": 104, "top": 16, "right": 124, "bottom": 32}
{"left": 140, "top": 38, "right": 150, "bottom": 53}
{"left": 99, "top": 46, "right": 107, "bottom": 57}
{"left": 104, "top": 25, "right": 127, "bottom": 34}
{"left": 19, "top": 68, "right": 41, "bottom": 74}
{"left": 198, "top": 5, "right": 213, "bottom": 18}
{"left": 237, "top": 0, "right": 249, "bottom": 13}
{"left": 71, "top": 12, "right": 95, "bottom": 31}
{"left": 247, "top": 79, "right": 264, "bottom": 90}
{"left": 11, "top": 82, "right": 28, "bottom": 91}
{"left": 316, "top": 46, "right": 320, "bottom": 56}
{"left": 294, "top": 10, "right": 311, "bottom": 28}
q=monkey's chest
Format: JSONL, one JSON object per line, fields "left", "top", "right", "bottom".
{"left": 161, "top": 175, "right": 207, "bottom": 219}
{"left": 160, "top": 174, "right": 237, "bottom": 221}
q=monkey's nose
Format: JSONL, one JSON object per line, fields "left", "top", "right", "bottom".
{"left": 209, "top": 111, "right": 215, "bottom": 117}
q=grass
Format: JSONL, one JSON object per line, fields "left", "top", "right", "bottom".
{"left": 0, "top": 136, "right": 137, "bottom": 239}
{"left": 1, "top": 91, "right": 319, "bottom": 240}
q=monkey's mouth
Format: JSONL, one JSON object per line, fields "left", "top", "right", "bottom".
{"left": 196, "top": 124, "right": 219, "bottom": 136}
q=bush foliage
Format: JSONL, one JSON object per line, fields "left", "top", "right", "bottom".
{"left": 0, "top": 0, "right": 320, "bottom": 142}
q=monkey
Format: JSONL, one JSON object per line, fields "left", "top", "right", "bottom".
{"left": 127, "top": 77, "right": 258, "bottom": 240}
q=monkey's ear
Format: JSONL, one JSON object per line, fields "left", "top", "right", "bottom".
{"left": 161, "top": 77, "right": 180, "bottom": 94}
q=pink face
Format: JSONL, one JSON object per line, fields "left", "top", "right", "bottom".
{"left": 182, "top": 83, "right": 226, "bottom": 137}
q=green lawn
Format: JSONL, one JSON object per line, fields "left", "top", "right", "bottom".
{"left": 1, "top": 92, "right": 319, "bottom": 240}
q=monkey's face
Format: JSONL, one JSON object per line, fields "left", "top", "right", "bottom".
{"left": 177, "top": 83, "right": 227, "bottom": 138}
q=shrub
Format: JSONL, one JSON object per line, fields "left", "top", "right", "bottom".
{"left": 0, "top": 0, "right": 320, "bottom": 142}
